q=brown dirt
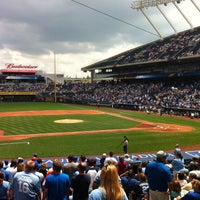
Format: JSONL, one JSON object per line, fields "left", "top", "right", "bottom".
{"left": 0, "top": 110, "right": 199, "bottom": 152}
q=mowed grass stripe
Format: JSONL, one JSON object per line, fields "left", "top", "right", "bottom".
{"left": 0, "top": 114, "right": 139, "bottom": 135}
{"left": 0, "top": 102, "right": 199, "bottom": 159}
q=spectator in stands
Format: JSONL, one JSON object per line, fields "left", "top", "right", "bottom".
{"left": 177, "top": 172, "right": 187, "bottom": 188}
{"left": 130, "top": 163, "right": 141, "bottom": 181}
{"left": 92, "top": 159, "right": 117, "bottom": 190}
{"left": 176, "top": 179, "right": 200, "bottom": 200}
{"left": 71, "top": 162, "right": 91, "bottom": 200}
{"left": 99, "top": 153, "right": 107, "bottom": 169}
{"left": 3, "top": 161, "right": 9, "bottom": 170}
{"left": 43, "top": 159, "right": 70, "bottom": 200}
{"left": 124, "top": 154, "right": 134, "bottom": 169}
{"left": 145, "top": 150, "right": 172, "bottom": 200}
{"left": 0, "top": 161, "right": 11, "bottom": 183}
{"left": 33, "top": 164, "right": 44, "bottom": 195}
{"left": 0, "top": 172, "right": 10, "bottom": 200}
{"left": 6, "top": 159, "right": 17, "bottom": 179}
{"left": 172, "top": 151, "right": 188, "bottom": 178}
{"left": 16, "top": 162, "right": 25, "bottom": 172}
{"left": 182, "top": 172, "right": 197, "bottom": 191}
{"left": 117, "top": 156, "right": 127, "bottom": 176}
{"left": 38, "top": 162, "right": 48, "bottom": 179}
{"left": 62, "top": 154, "right": 78, "bottom": 182}
{"left": 104, "top": 151, "right": 118, "bottom": 165}
{"left": 174, "top": 144, "right": 181, "bottom": 155}
{"left": 79, "top": 155, "right": 87, "bottom": 165}
{"left": 89, "top": 163, "right": 128, "bottom": 200}
{"left": 170, "top": 180, "right": 182, "bottom": 200}
{"left": 86, "top": 157, "right": 99, "bottom": 193}
{"left": 120, "top": 169, "right": 142, "bottom": 199}
{"left": 138, "top": 173, "right": 149, "bottom": 200}
{"left": 188, "top": 156, "right": 200, "bottom": 172}
{"left": 11, "top": 160, "right": 41, "bottom": 200}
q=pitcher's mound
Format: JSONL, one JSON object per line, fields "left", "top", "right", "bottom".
{"left": 54, "top": 119, "right": 84, "bottom": 124}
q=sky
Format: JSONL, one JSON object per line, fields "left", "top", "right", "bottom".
{"left": 0, "top": 0, "right": 200, "bottom": 78}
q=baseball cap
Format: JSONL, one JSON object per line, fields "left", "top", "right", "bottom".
{"left": 18, "top": 157, "right": 24, "bottom": 163}
{"left": 156, "top": 150, "right": 168, "bottom": 158}
{"left": 102, "top": 153, "right": 107, "bottom": 157}
{"left": 124, "top": 154, "right": 129, "bottom": 158}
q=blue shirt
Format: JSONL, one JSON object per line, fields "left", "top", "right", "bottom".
{"left": 172, "top": 158, "right": 184, "bottom": 172}
{"left": 182, "top": 190, "right": 200, "bottom": 200}
{"left": 11, "top": 171, "right": 41, "bottom": 200}
{"left": 120, "top": 176, "right": 138, "bottom": 190}
{"left": 0, "top": 169, "right": 11, "bottom": 182}
{"left": 44, "top": 173, "right": 70, "bottom": 200}
{"left": 145, "top": 160, "right": 172, "bottom": 192}
{"left": 89, "top": 188, "right": 128, "bottom": 200}
{"left": 0, "top": 180, "right": 10, "bottom": 199}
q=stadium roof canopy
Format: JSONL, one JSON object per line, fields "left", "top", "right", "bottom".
{"left": 81, "top": 26, "right": 200, "bottom": 81}
{"left": 81, "top": 0, "right": 200, "bottom": 82}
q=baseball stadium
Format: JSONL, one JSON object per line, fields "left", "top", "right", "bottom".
{"left": 0, "top": 0, "right": 200, "bottom": 180}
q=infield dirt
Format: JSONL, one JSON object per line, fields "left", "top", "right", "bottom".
{"left": 0, "top": 110, "right": 198, "bottom": 152}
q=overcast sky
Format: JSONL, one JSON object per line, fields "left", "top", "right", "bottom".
{"left": 0, "top": 0, "right": 200, "bottom": 78}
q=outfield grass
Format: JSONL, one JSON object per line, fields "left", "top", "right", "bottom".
{"left": 0, "top": 102, "right": 199, "bottom": 159}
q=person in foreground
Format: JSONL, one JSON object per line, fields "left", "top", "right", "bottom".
{"left": 89, "top": 163, "right": 128, "bottom": 200}
{"left": 145, "top": 150, "right": 172, "bottom": 200}
{"left": 43, "top": 159, "right": 70, "bottom": 200}
{"left": 175, "top": 179, "right": 200, "bottom": 200}
{"left": 10, "top": 160, "right": 41, "bottom": 200}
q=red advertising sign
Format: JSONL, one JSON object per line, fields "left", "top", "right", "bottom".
{"left": 6, "top": 64, "right": 38, "bottom": 69}
{"left": 0, "top": 64, "right": 38, "bottom": 74}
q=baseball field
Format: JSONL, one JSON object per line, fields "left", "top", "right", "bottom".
{"left": 0, "top": 102, "right": 199, "bottom": 159}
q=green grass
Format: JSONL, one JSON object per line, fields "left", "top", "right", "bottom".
{"left": 1, "top": 114, "right": 138, "bottom": 135}
{"left": 0, "top": 102, "right": 199, "bottom": 159}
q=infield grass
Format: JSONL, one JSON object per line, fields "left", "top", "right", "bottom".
{"left": 0, "top": 102, "right": 199, "bottom": 159}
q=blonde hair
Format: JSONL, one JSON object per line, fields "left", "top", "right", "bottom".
{"left": 17, "top": 162, "right": 25, "bottom": 172}
{"left": 192, "top": 179, "right": 200, "bottom": 191}
{"left": 101, "top": 164, "right": 124, "bottom": 200}
{"left": 172, "top": 180, "right": 181, "bottom": 194}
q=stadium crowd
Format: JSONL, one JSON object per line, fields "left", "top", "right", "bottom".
{"left": 48, "top": 79, "right": 200, "bottom": 117}
{"left": 1, "top": 78, "right": 200, "bottom": 118}
{"left": 0, "top": 147, "right": 200, "bottom": 200}
{"left": 115, "top": 26, "right": 200, "bottom": 65}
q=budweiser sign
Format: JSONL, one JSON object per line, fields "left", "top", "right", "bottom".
{"left": 6, "top": 64, "right": 38, "bottom": 69}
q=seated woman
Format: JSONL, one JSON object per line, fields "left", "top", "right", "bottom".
{"left": 176, "top": 179, "right": 200, "bottom": 200}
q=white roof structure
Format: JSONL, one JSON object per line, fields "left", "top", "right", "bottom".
{"left": 131, "top": 0, "right": 200, "bottom": 38}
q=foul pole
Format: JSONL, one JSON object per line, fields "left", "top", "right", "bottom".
{"left": 54, "top": 52, "right": 57, "bottom": 103}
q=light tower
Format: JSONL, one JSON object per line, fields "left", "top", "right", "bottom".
{"left": 131, "top": 0, "right": 195, "bottom": 39}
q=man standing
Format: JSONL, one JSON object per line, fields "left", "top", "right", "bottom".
{"left": 145, "top": 150, "right": 172, "bottom": 200}
{"left": 62, "top": 154, "right": 78, "bottom": 182}
{"left": 43, "top": 159, "right": 70, "bottom": 200}
{"left": 123, "top": 136, "right": 129, "bottom": 154}
{"left": 71, "top": 162, "right": 90, "bottom": 200}
{"left": 11, "top": 160, "right": 41, "bottom": 200}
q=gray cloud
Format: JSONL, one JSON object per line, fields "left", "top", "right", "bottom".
{"left": 0, "top": 0, "right": 159, "bottom": 54}
{"left": 0, "top": 0, "right": 199, "bottom": 77}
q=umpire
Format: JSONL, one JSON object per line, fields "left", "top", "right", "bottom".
{"left": 123, "top": 136, "right": 129, "bottom": 154}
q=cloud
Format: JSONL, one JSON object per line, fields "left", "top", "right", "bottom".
{"left": 0, "top": 0, "right": 199, "bottom": 77}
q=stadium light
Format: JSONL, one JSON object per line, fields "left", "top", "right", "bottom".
{"left": 131, "top": 0, "right": 193, "bottom": 38}
{"left": 131, "top": 0, "right": 185, "bottom": 9}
